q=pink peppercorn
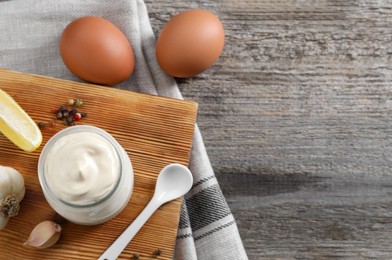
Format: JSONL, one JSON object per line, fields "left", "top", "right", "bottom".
{"left": 52, "top": 107, "right": 59, "bottom": 114}
{"left": 74, "top": 113, "right": 82, "bottom": 121}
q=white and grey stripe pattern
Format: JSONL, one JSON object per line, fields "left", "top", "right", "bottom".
{"left": 174, "top": 127, "right": 247, "bottom": 259}
{"left": 0, "top": 0, "right": 248, "bottom": 259}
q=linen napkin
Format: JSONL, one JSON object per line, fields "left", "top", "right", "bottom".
{"left": 0, "top": 0, "right": 248, "bottom": 259}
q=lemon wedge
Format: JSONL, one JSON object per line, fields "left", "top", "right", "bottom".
{"left": 0, "top": 89, "right": 42, "bottom": 152}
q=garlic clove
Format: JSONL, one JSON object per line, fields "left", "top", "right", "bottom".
{"left": 23, "top": 220, "right": 62, "bottom": 249}
{"left": 0, "top": 166, "right": 25, "bottom": 230}
{"left": 0, "top": 216, "right": 9, "bottom": 230}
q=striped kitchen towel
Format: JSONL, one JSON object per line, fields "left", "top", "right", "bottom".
{"left": 0, "top": 0, "right": 248, "bottom": 259}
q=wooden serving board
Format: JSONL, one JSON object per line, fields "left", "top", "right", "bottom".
{"left": 0, "top": 69, "right": 197, "bottom": 260}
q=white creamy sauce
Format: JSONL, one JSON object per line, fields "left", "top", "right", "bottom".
{"left": 44, "top": 132, "right": 120, "bottom": 205}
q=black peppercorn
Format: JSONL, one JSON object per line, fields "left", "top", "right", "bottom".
{"left": 152, "top": 248, "right": 162, "bottom": 256}
{"left": 59, "top": 105, "right": 66, "bottom": 112}
{"left": 62, "top": 111, "right": 69, "bottom": 118}
{"left": 56, "top": 112, "right": 63, "bottom": 119}
{"left": 37, "top": 122, "right": 46, "bottom": 129}
{"left": 66, "top": 116, "right": 75, "bottom": 124}
{"left": 69, "top": 108, "right": 78, "bottom": 116}
{"left": 81, "top": 112, "right": 88, "bottom": 117}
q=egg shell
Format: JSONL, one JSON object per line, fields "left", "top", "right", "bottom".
{"left": 60, "top": 16, "right": 134, "bottom": 86}
{"left": 156, "top": 9, "right": 225, "bottom": 78}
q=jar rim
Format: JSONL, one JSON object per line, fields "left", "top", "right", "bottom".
{"left": 38, "top": 125, "right": 125, "bottom": 208}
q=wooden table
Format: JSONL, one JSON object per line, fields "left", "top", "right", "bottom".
{"left": 146, "top": 1, "right": 392, "bottom": 259}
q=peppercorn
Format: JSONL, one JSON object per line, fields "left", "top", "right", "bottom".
{"left": 152, "top": 248, "right": 162, "bottom": 256}
{"left": 69, "top": 108, "right": 78, "bottom": 116}
{"left": 74, "top": 99, "right": 84, "bottom": 107}
{"left": 56, "top": 112, "right": 63, "bottom": 119}
{"left": 62, "top": 111, "right": 69, "bottom": 118}
{"left": 52, "top": 99, "right": 87, "bottom": 127}
{"left": 132, "top": 254, "right": 140, "bottom": 260}
{"left": 37, "top": 122, "right": 46, "bottom": 129}
{"left": 74, "top": 113, "right": 82, "bottom": 121}
{"left": 66, "top": 116, "right": 75, "bottom": 125}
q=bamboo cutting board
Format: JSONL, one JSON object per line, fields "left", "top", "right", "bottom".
{"left": 0, "top": 69, "right": 197, "bottom": 260}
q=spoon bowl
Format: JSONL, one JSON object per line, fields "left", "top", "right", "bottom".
{"left": 154, "top": 163, "right": 193, "bottom": 203}
{"left": 99, "top": 163, "right": 193, "bottom": 260}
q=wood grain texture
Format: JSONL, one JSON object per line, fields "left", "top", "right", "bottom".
{"left": 144, "top": 0, "right": 392, "bottom": 259}
{"left": 0, "top": 69, "right": 197, "bottom": 259}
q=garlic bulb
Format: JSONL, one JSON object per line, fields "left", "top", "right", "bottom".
{"left": 0, "top": 166, "right": 25, "bottom": 230}
{"left": 24, "top": 221, "right": 62, "bottom": 249}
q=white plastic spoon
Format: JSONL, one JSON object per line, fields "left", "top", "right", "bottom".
{"left": 98, "top": 163, "right": 193, "bottom": 260}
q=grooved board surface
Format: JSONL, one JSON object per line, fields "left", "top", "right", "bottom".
{"left": 0, "top": 69, "right": 197, "bottom": 259}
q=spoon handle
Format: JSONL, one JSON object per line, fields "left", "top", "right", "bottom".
{"left": 98, "top": 199, "right": 161, "bottom": 260}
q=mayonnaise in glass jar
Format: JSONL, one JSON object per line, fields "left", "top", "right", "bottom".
{"left": 38, "top": 125, "right": 133, "bottom": 225}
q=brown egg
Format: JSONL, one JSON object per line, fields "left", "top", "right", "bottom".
{"left": 60, "top": 16, "right": 134, "bottom": 85}
{"left": 156, "top": 9, "right": 225, "bottom": 78}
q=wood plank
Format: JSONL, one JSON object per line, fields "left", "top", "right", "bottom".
{"left": 0, "top": 69, "right": 197, "bottom": 259}
{"left": 145, "top": 0, "right": 392, "bottom": 259}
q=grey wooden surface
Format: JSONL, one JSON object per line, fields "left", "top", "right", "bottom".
{"left": 145, "top": 1, "right": 392, "bottom": 259}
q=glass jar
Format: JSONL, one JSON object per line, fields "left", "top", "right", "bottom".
{"left": 38, "top": 125, "right": 133, "bottom": 225}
